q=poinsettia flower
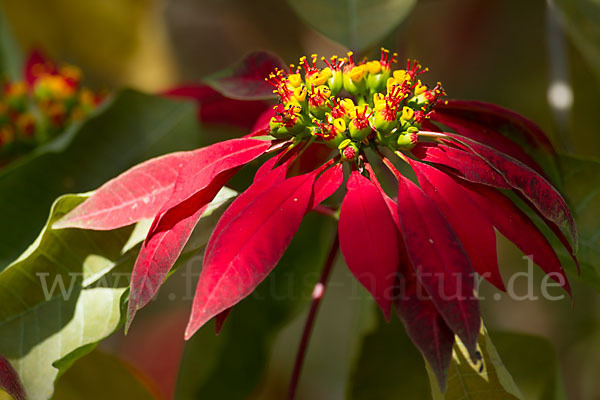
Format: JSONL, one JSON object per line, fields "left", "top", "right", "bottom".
{"left": 54, "top": 49, "right": 577, "bottom": 388}
{"left": 1, "top": 49, "right": 103, "bottom": 160}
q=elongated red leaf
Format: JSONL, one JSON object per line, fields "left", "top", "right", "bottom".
{"left": 214, "top": 308, "right": 232, "bottom": 335}
{"left": 0, "top": 354, "right": 25, "bottom": 400}
{"left": 447, "top": 134, "right": 578, "bottom": 248}
{"left": 185, "top": 171, "right": 317, "bottom": 339}
{"left": 338, "top": 171, "right": 399, "bottom": 319}
{"left": 204, "top": 51, "right": 285, "bottom": 100}
{"left": 395, "top": 271, "right": 455, "bottom": 391}
{"left": 54, "top": 151, "right": 197, "bottom": 230}
{"left": 126, "top": 172, "right": 234, "bottom": 330}
{"left": 515, "top": 192, "right": 579, "bottom": 273}
{"left": 364, "top": 162, "right": 455, "bottom": 387}
{"left": 310, "top": 163, "right": 344, "bottom": 209}
{"left": 432, "top": 110, "right": 547, "bottom": 176}
{"left": 395, "top": 172, "right": 480, "bottom": 353}
{"left": 409, "top": 159, "right": 505, "bottom": 291}
{"left": 155, "top": 138, "right": 270, "bottom": 221}
{"left": 436, "top": 99, "right": 555, "bottom": 154}
{"left": 458, "top": 180, "right": 571, "bottom": 295}
{"left": 204, "top": 158, "right": 293, "bottom": 258}
{"left": 412, "top": 142, "right": 511, "bottom": 189}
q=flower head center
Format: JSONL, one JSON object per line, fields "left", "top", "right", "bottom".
{"left": 267, "top": 49, "right": 446, "bottom": 161}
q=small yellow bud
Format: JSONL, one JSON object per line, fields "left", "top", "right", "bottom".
{"left": 393, "top": 70, "right": 408, "bottom": 83}
{"left": 288, "top": 73, "right": 302, "bottom": 87}
{"left": 374, "top": 100, "right": 387, "bottom": 112}
{"left": 402, "top": 106, "right": 414, "bottom": 121}
{"left": 333, "top": 118, "right": 346, "bottom": 133}
{"left": 366, "top": 60, "right": 382, "bottom": 74}
{"left": 414, "top": 81, "right": 428, "bottom": 95}
{"left": 340, "top": 98, "right": 355, "bottom": 112}
{"left": 386, "top": 77, "right": 398, "bottom": 93}
{"left": 348, "top": 66, "right": 365, "bottom": 82}
{"left": 315, "top": 85, "right": 331, "bottom": 98}
{"left": 320, "top": 67, "right": 333, "bottom": 80}
{"left": 293, "top": 86, "right": 307, "bottom": 102}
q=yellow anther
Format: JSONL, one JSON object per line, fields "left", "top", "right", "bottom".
{"left": 288, "top": 73, "right": 302, "bottom": 87}
{"left": 414, "top": 81, "right": 428, "bottom": 95}
{"left": 393, "top": 70, "right": 408, "bottom": 83}
{"left": 333, "top": 118, "right": 346, "bottom": 133}
{"left": 402, "top": 106, "right": 414, "bottom": 121}
{"left": 366, "top": 60, "right": 382, "bottom": 74}
{"left": 373, "top": 93, "right": 385, "bottom": 103}
{"left": 348, "top": 65, "right": 365, "bottom": 82}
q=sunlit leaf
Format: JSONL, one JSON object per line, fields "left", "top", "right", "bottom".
{"left": 0, "top": 188, "right": 236, "bottom": 400}
{"left": 0, "top": 90, "right": 198, "bottom": 269}
{"left": 285, "top": 0, "right": 417, "bottom": 51}
{"left": 427, "top": 325, "right": 523, "bottom": 400}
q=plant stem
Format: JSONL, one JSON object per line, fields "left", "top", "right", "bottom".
{"left": 312, "top": 204, "right": 339, "bottom": 219}
{"left": 286, "top": 233, "right": 340, "bottom": 400}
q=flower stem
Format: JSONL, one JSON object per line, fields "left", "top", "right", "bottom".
{"left": 312, "top": 204, "right": 339, "bottom": 219}
{"left": 286, "top": 232, "right": 340, "bottom": 400}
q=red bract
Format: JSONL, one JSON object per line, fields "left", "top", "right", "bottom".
{"left": 55, "top": 50, "right": 578, "bottom": 389}
{"left": 339, "top": 171, "right": 399, "bottom": 319}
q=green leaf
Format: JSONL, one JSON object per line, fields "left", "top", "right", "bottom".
{"left": 51, "top": 349, "right": 155, "bottom": 400}
{"left": 0, "top": 6, "right": 23, "bottom": 81}
{"left": 285, "top": 0, "right": 417, "bottom": 51}
{"left": 492, "top": 332, "right": 567, "bottom": 400}
{"left": 0, "top": 89, "right": 199, "bottom": 269}
{"left": 557, "top": 154, "right": 600, "bottom": 289}
{"left": 0, "top": 193, "right": 141, "bottom": 400}
{"left": 427, "top": 325, "right": 523, "bottom": 400}
{"left": 551, "top": 0, "right": 600, "bottom": 85}
{"left": 175, "top": 213, "right": 337, "bottom": 399}
{"left": 0, "top": 187, "right": 236, "bottom": 400}
{"left": 349, "top": 313, "right": 432, "bottom": 399}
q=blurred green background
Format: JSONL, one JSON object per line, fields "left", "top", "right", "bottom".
{"left": 1, "top": 0, "right": 599, "bottom": 399}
